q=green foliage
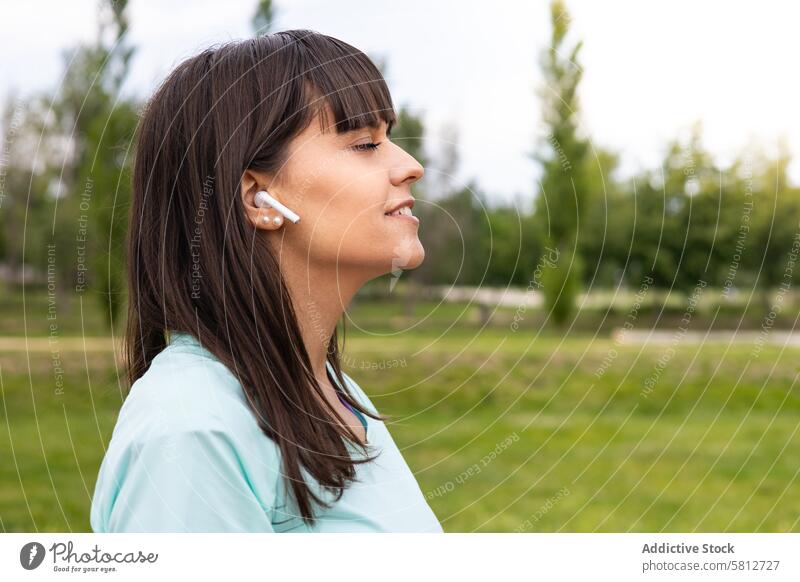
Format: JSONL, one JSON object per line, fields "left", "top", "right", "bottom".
{"left": 391, "top": 106, "right": 429, "bottom": 173}
{"left": 0, "top": 99, "right": 57, "bottom": 272}
{"left": 0, "top": 1, "right": 139, "bottom": 326}
{"left": 77, "top": 101, "right": 139, "bottom": 326}
{"left": 251, "top": 0, "right": 275, "bottom": 34}
{"left": 52, "top": 0, "right": 138, "bottom": 328}
{"left": 585, "top": 128, "right": 800, "bottom": 299}
{"left": 415, "top": 183, "right": 490, "bottom": 286}
{"left": 483, "top": 205, "right": 541, "bottom": 287}
{"left": 541, "top": 244, "right": 582, "bottom": 324}
{"left": 534, "top": 0, "right": 591, "bottom": 325}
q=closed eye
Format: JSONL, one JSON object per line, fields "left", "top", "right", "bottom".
{"left": 352, "top": 142, "right": 381, "bottom": 152}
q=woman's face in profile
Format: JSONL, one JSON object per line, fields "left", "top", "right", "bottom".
{"left": 255, "top": 104, "right": 426, "bottom": 280}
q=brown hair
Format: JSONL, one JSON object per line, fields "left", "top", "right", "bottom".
{"left": 125, "top": 29, "right": 396, "bottom": 525}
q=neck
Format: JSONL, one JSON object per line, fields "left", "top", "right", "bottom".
{"left": 278, "top": 254, "right": 369, "bottom": 383}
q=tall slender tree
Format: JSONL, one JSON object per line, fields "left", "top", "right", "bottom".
{"left": 534, "top": 0, "right": 589, "bottom": 326}
{"left": 252, "top": 0, "right": 276, "bottom": 35}
{"left": 56, "top": 0, "right": 138, "bottom": 328}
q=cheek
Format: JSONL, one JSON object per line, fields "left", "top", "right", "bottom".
{"left": 299, "top": 160, "right": 422, "bottom": 266}
{"left": 318, "top": 175, "right": 387, "bottom": 244}
{"left": 342, "top": 210, "right": 424, "bottom": 270}
{"left": 296, "top": 193, "right": 382, "bottom": 265}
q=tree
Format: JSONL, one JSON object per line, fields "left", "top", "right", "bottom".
{"left": 252, "top": 0, "right": 276, "bottom": 35}
{"left": 54, "top": 0, "right": 138, "bottom": 328}
{"left": 577, "top": 147, "right": 626, "bottom": 288}
{"left": 746, "top": 140, "right": 800, "bottom": 311}
{"left": 533, "top": 0, "right": 590, "bottom": 326}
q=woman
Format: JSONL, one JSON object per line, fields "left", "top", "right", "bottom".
{"left": 90, "top": 29, "right": 441, "bottom": 533}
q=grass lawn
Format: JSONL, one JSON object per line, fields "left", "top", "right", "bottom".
{"left": 1, "top": 324, "right": 799, "bottom": 532}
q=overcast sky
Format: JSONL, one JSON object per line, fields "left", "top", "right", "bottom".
{"left": 3, "top": 0, "right": 799, "bottom": 204}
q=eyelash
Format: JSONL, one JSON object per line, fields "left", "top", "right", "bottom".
{"left": 352, "top": 142, "right": 381, "bottom": 152}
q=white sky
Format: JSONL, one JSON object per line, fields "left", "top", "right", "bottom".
{"left": 2, "top": 0, "right": 799, "bottom": 205}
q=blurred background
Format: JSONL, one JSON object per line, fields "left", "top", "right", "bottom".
{"left": 1, "top": 0, "right": 799, "bottom": 532}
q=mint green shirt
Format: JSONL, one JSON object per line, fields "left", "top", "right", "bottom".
{"left": 90, "top": 332, "right": 443, "bottom": 533}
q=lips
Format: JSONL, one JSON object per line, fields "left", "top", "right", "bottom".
{"left": 385, "top": 205, "right": 414, "bottom": 217}
{"left": 385, "top": 209, "right": 419, "bottom": 226}
{"left": 384, "top": 198, "right": 415, "bottom": 216}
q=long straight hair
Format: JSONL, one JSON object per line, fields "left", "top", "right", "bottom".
{"left": 125, "top": 29, "right": 396, "bottom": 525}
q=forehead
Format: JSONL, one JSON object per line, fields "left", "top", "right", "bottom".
{"left": 296, "top": 108, "right": 389, "bottom": 144}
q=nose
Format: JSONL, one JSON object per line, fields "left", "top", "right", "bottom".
{"left": 389, "top": 146, "right": 424, "bottom": 187}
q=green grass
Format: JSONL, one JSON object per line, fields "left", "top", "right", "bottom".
{"left": 348, "top": 333, "right": 800, "bottom": 532}
{"left": 0, "top": 350, "right": 122, "bottom": 532}
{"left": 1, "top": 323, "right": 799, "bottom": 532}
{"left": 0, "top": 286, "right": 110, "bottom": 337}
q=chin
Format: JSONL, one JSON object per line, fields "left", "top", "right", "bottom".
{"left": 408, "top": 245, "right": 425, "bottom": 268}
{"left": 367, "top": 237, "right": 421, "bottom": 276}
{"left": 393, "top": 239, "right": 425, "bottom": 270}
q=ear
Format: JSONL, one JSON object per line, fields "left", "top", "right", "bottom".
{"left": 241, "top": 169, "right": 285, "bottom": 231}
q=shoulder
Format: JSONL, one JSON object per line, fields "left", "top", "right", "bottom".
{"left": 91, "top": 344, "right": 282, "bottom": 532}
{"left": 116, "top": 344, "right": 259, "bottom": 438}
{"left": 91, "top": 421, "right": 281, "bottom": 532}
{"left": 107, "top": 343, "right": 282, "bottom": 462}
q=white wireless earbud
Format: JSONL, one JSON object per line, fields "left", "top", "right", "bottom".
{"left": 254, "top": 190, "right": 301, "bottom": 224}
